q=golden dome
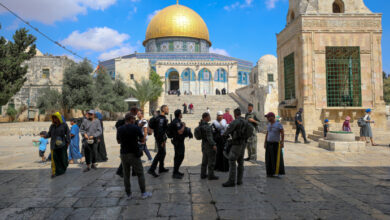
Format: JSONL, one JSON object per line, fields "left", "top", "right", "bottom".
{"left": 144, "top": 4, "right": 211, "bottom": 46}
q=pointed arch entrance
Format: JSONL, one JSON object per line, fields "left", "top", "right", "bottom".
{"left": 165, "top": 68, "right": 180, "bottom": 92}
{"left": 199, "top": 68, "right": 212, "bottom": 94}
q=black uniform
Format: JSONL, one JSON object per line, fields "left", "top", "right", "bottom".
{"left": 149, "top": 114, "right": 169, "bottom": 172}
{"left": 171, "top": 118, "right": 185, "bottom": 175}
{"left": 294, "top": 111, "right": 308, "bottom": 142}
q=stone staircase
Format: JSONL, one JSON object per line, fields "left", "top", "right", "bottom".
{"left": 164, "top": 95, "right": 241, "bottom": 128}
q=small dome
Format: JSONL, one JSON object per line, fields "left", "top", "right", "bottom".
{"left": 144, "top": 4, "right": 211, "bottom": 46}
{"left": 258, "top": 54, "right": 277, "bottom": 65}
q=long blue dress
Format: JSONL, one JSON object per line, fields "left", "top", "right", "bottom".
{"left": 69, "top": 124, "right": 82, "bottom": 160}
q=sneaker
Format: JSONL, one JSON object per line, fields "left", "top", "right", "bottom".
{"left": 222, "top": 182, "right": 235, "bottom": 187}
{"left": 159, "top": 168, "right": 169, "bottom": 173}
{"left": 208, "top": 175, "right": 219, "bottom": 180}
{"left": 177, "top": 171, "right": 184, "bottom": 176}
{"left": 141, "top": 192, "right": 152, "bottom": 199}
{"left": 83, "top": 167, "right": 90, "bottom": 172}
{"left": 237, "top": 181, "right": 243, "bottom": 186}
{"left": 294, "top": 140, "right": 301, "bottom": 143}
{"left": 91, "top": 164, "right": 97, "bottom": 170}
{"left": 304, "top": 141, "right": 311, "bottom": 144}
{"left": 244, "top": 157, "right": 250, "bottom": 161}
{"left": 201, "top": 174, "right": 208, "bottom": 179}
{"left": 148, "top": 170, "right": 159, "bottom": 177}
{"left": 126, "top": 192, "right": 132, "bottom": 199}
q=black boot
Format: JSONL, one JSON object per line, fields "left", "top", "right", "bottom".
{"left": 222, "top": 181, "right": 235, "bottom": 187}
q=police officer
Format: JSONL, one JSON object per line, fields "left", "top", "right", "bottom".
{"left": 245, "top": 103, "right": 260, "bottom": 161}
{"left": 200, "top": 112, "right": 219, "bottom": 180}
{"left": 171, "top": 109, "right": 187, "bottom": 179}
{"left": 295, "top": 108, "right": 310, "bottom": 144}
{"left": 148, "top": 105, "right": 169, "bottom": 177}
{"left": 223, "top": 108, "right": 247, "bottom": 187}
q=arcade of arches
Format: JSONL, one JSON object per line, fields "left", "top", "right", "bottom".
{"left": 163, "top": 66, "right": 249, "bottom": 95}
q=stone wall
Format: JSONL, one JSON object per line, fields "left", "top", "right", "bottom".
{"left": 0, "top": 55, "right": 72, "bottom": 121}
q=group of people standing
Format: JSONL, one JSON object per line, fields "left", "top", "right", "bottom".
{"left": 36, "top": 111, "right": 108, "bottom": 178}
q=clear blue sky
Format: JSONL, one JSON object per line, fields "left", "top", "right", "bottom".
{"left": 0, "top": 0, "right": 389, "bottom": 73}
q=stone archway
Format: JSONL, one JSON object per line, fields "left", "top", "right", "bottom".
{"left": 199, "top": 68, "right": 212, "bottom": 94}
{"left": 166, "top": 68, "right": 180, "bottom": 92}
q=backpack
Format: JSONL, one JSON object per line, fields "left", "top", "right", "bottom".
{"left": 240, "top": 119, "right": 255, "bottom": 140}
{"left": 148, "top": 117, "right": 157, "bottom": 130}
{"left": 194, "top": 126, "right": 202, "bottom": 140}
{"left": 166, "top": 122, "right": 175, "bottom": 139}
{"left": 357, "top": 117, "right": 366, "bottom": 127}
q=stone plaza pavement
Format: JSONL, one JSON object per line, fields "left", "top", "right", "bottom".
{"left": 0, "top": 126, "right": 390, "bottom": 219}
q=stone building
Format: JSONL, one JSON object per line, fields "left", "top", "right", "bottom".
{"left": 0, "top": 50, "right": 72, "bottom": 121}
{"left": 230, "top": 55, "right": 279, "bottom": 127}
{"left": 277, "top": 0, "right": 386, "bottom": 132}
{"left": 99, "top": 3, "right": 253, "bottom": 107}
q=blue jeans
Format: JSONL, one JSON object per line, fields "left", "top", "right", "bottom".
{"left": 140, "top": 144, "right": 152, "bottom": 161}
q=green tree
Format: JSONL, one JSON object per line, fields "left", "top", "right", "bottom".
{"left": 129, "top": 78, "right": 163, "bottom": 112}
{"left": 6, "top": 105, "right": 17, "bottom": 121}
{"left": 94, "top": 68, "right": 128, "bottom": 113}
{"left": 383, "top": 71, "right": 390, "bottom": 104}
{"left": 36, "top": 88, "right": 62, "bottom": 115}
{"left": 62, "top": 59, "right": 94, "bottom": 114}
{"left": 149, "top": 68, "right": 163, "bottom": 100}
{"left": 0, "top": 24, "right": 36, "bottom": 106}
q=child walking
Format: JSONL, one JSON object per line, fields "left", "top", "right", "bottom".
{"left": 323, "top": 119, "right": 330, "bottom": 138}
{"left": 34, "top": 131, "right": 48, "bottom": 163}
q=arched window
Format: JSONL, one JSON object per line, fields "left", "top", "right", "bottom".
{"left": 290, "top": 11, "right": 295, "bottom": 21}
{"left": 181, "top": 68, "right": 196, "bottom": 81}
{"left": 199, "top": 68, "right": 211, "bottom": 81}
{"left": 214, "top": 68, "right": 227, "bottom": 82}
{"left": 333, "top": 0, "right": 344, "bottom": 13}
{"left": 238, "top": 72, "right": 243, "bottom": 84}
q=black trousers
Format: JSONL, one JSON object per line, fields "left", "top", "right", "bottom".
{"left": 265, "top": 142, "right": 285, "bottom": 176}
{"left": 295, "top": 124, "right": 307, "bottom": 141}
{"left": 150, "top": 140, "right": 166, "bottom": 172}
{"left": 173, "top": 140, "right": 185, "bottom": 174}
{"left": 84, "top": 139, "right": 98, "bottom": 165}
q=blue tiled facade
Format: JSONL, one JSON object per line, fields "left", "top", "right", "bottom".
{"left": 99, "top": 52, "right": 252, "bottom": 85}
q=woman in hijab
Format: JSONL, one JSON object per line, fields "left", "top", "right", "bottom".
{"left": 95, "top": 112, "right": 108, "bottom": 162}
{"left": 46, "top": 112, "right": 70, "bottom": 178}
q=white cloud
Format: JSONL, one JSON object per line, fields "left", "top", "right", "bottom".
{"left": 98, "top": 44, "right": 137, "bottom": 60}
{"left": 61, "top": 27, "right": 130, "bottom": 51}
{"left": 147, "top": 9, "right": 161, "bottom": 22}
{"left": 210, "top": 47, "right": 230, "bottom": 56}
{"left": 0, "top": 0, "right": 117, "bottom": 24}
{"left": 265, "top": 0, "right": 279, "bottom": 9}
{"left": 224, "top": 0, "right": 253, "bottom": 11}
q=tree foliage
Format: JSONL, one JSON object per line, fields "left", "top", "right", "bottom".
{"left": 383, "top": 71, "right": 390, "bottom": 104}
{"left": 129, "top": 78, "right": 163, "bottom": 112}
{"left": 0, "top": 24, "right": 36, "bottom": 106}
{"left": 36, "top": 88, "right": 62, "bottom": 114}
{"left": 149, "top": 68, "right": 163, "bottom": 100}
{"left": 94, "top": 68, "right": 128, "bottom": 113}
{"left": 62, "top": 59, "right": 94, "bottom": 112}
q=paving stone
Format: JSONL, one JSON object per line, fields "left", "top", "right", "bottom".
{"left": 46, "top": 208, "right": 73, "bottom": 220}
{"left": 66, "top": 207, "right": 95, "bottom": 220}
{"left": 158, "top": 203, "right": 192, "bottom": 217}
{"left": 73, "top": 198, "right": 96, "bottom": 208}
{"left": 121, "top": 203, "right": 159, "bottom": 219}
{"left": 90, "top": 207, "right": 122, "bottom": 219}
{"left": 92, "top": 197, "right": 119, "bottom": 207}
{"left": 192, "top": 204, "right": 218, "bottom": 220}
{"left": 56, "top": 197, "right": 79, "bottom": 208}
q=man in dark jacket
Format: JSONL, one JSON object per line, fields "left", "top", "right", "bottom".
{"left": 117, "top": 113, "right": 152, "bottom": 199}
{"left": 171, "top": 109, "right": 188, "bottom": 179}
{"left": 148, "top": 105, "right": 169, "bottom": 177}
{"left": 295, "top": 108, "right": 310, "bottom": 144}
{"left": 200, "top": 112, "right": 219, "bottom": 180}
